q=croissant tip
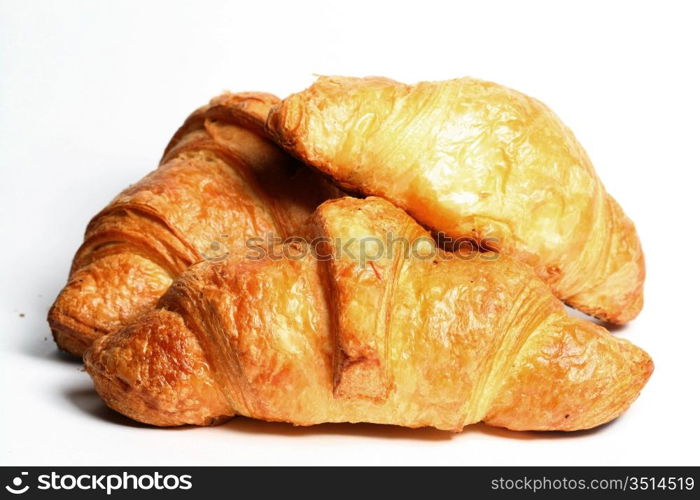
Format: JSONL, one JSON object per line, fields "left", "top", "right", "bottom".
{"left": 84, "top": 309, "right": 233, "bottom": 427}
{"left": 47, "top": 306, "right": 96, "bottom": 357}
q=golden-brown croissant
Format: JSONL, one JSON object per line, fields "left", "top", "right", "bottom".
{"left": 49, "top": 92, "right": 340, "bottom": 356}
{"left": 85, "top": 197, "right": 652, "bottom": 432}
{"left": 267, "top": 76, "right": 645, "bottom": 324}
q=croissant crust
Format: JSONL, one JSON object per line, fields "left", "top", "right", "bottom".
{"left": 267, "top": 76, "right": 645, "bottom": 324}
{"left": 85, "top": 197, "right": 652, "bottom": 432}
{"left": 49, "top": 92, "right": 340, "bottom": 355}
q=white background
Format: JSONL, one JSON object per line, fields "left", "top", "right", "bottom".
{"left": 1, "top": 0, "right": 699, "bottom": 466}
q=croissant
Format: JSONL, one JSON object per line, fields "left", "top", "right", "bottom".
{"left": 85, "top": 196, "right": 652, "bottom": 432}
{"left": 267, "top": 76, "right": 645, "bottom": 324}
{"left": 49, "top": 92, "right": 340, "bottom": 356}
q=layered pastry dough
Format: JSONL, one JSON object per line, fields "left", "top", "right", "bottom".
{"left": 85, "top": 197, "right": 652, "bottom": 431}
{"left": 49, "top": 93, "right": 339, "bottom": 355}
{"left": 267, "top": 76, "right": 645, "bottom": 324}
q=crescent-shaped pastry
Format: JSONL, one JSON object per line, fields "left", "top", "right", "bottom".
{"left": 267, "top": 76, "right": 644, "bottom": 324}
{"left": 85, "top": 197, "right": 652, "bottom": 431}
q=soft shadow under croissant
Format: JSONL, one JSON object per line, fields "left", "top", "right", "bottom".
{"left": 85, "top": 197, "right": 652, "bottom": 432}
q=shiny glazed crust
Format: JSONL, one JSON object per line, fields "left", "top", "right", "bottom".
{"left": 266, "top": 76, "right": 645, "bottom": 324}
{"left": 85, "top": 197, "right": 652, "bottom": 432}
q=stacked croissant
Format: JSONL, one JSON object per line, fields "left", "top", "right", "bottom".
{"left": 49, "top": 77, "right": 652, "bottom": 432}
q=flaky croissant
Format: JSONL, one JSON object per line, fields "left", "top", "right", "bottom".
{"left": 49, "top": 92, "right": 340, "bottom": 356}
{"left": 85, "top": 197, "right": 652, "bottom": 432}
{"left": 267, "top": 76, "right": 645, "bottom": 324}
